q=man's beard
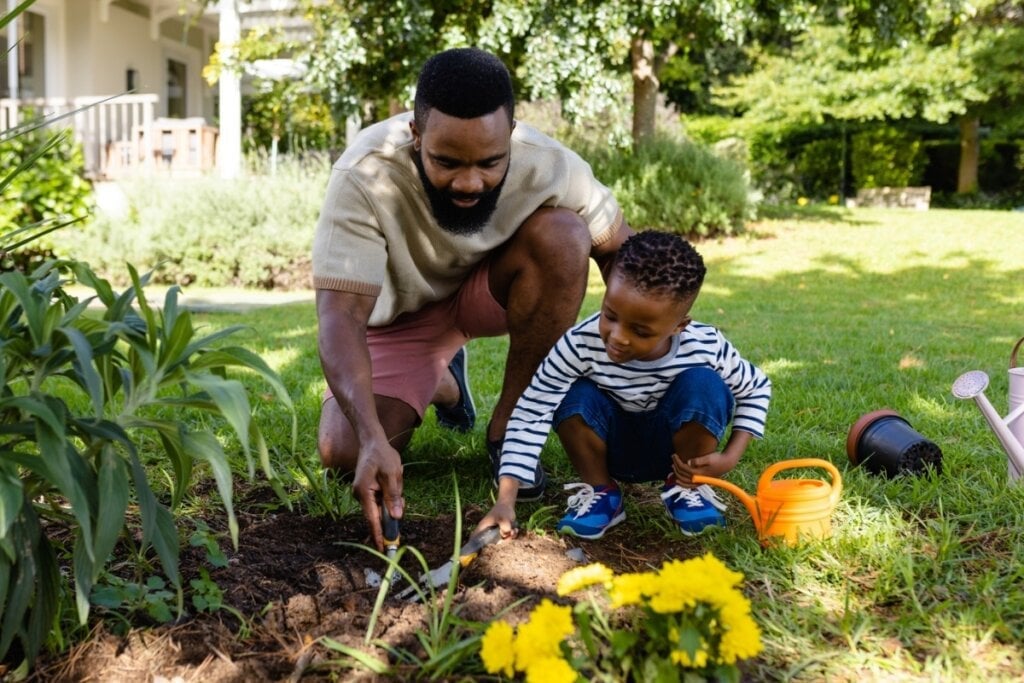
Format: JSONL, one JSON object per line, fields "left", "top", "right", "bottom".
{"left": 414, "top": 152, "right": 506, "bottom": 236}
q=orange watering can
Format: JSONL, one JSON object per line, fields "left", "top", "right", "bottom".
{"left": 693, "top": 458, "right": 842, "bottom": 547}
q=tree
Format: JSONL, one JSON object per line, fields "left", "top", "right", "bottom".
{"left": 713, "top": 2, "right": 1024, "bottom": 194}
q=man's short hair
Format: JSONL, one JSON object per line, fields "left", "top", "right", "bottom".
{"left": 414, "top": 48, "right": 515, "bottom": 130}
{"left": 614, "top": 231, "right": 706, "bottom": 301}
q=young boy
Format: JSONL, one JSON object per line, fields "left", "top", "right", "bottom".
{"left": 476, "top": 231, "right": 771, "bottom": 540}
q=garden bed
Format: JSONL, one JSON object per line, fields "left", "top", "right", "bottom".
{"left": 28, "top": 484, "right": 702, "bottom": 682}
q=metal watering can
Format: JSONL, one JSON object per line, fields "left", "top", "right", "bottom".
{"left": 693, "top": 458, "right": 842, "bottom": 547}
{"left": 951, "top": 336, "right": 1024, "bottom": 482}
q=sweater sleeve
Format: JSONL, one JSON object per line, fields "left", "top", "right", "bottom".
{"left": 499, "top": 329, "right": 590, "bottom": 485}
{"left": 713, "top": 329, "right": 772, "bottom": 438}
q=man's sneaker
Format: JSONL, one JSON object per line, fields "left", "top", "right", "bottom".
{"left": 487, "top": 439, "right": 547, "bottom": 502}
{"left": 435, "top": 347, "right": 476, "bottom": 432}
{"left": 661, "top": 483, "right": 727, "bottom": 536}
{"left": 556, "top": 483, "right": 625, "bottom": 540}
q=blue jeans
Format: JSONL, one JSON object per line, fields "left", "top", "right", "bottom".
{"left": 551, "top": 367, "right": 735, "bottom": 483}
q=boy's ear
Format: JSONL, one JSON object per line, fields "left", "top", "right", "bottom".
{"left": 675, "top": 315, "right": 692, "bottom": 334}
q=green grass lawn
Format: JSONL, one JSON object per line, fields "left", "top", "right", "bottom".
{"left": 200, "top": 206, "right": 1024, "bottom": 680}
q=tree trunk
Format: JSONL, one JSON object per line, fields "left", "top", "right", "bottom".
{"left": 957, "top": 115, "right": 980, "bottom": 194}
{"left": 631, "top": 36, "right": 658, "bottom": 148}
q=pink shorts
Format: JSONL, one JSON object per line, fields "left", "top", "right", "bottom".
{"left": 324, "top": 261, "right": 508, "bottom": 417}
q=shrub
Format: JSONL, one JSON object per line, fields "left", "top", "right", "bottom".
{"left": 576, "top": 136, "right": 755, "bottom": 237}
{"left": 0, "top": 259, "right": 294, "bottom": 668}
{"left": 80, "top": 158, "right": 328, "bottom": 289}
{"left": 850, "top": 125, "right": 925, "bottom": 189}
{"left": 0, "top": 124, "right": 94, "bottom": 267}
{"left": 795, "top": 137, "right": 846, "bottom": 200}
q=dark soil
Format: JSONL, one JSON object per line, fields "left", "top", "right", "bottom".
{"left": 26, "top": 484, "right": 704, "bottom": 682}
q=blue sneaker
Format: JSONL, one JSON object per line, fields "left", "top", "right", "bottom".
{"left": 435, "top": 347, "right": 476, "bottom": 432}
{"left": 556, "top": 483, "right": 625, "bottom": 540}
{"left": 661, "top": 483, "right": 727, "bottom": 536}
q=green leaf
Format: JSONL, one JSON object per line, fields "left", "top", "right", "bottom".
{"left": 0, "top": 466, "right": 24, "bottom": 540}
{"left": 93, "top": 447, "right": 128, "bottom": 579}
{"left": 127, "top": 264, "right": 157, "bottom": 348}
{"left": 189, "top": 346, "right": 295, "bottom": 411}
{"left": 0, "top": 0, "right": 37, "bottom": 32}
{"left": 69, "top": 262, "right": 116, "bottom": 308}
{"left": 184, "top": 371, "right": 251, "bottom": 457}
{"left": 73, "top": 534, "right": 94, "bottom": 624}
{"left": 320, "top": 637, "right": 392, "bottom": 673}
{"left": 128, "top": 452, "right": 180, "bottom": 588}
{"left": 159, "top": 304, "right": 194, "bottom": 367}
{"left": 58, "top": 326, "right": 104, "bottom": 416}
{"left": 0, "top": 272, "right": 44, "bottom": 347}
{"left": 35, "top": 412, "right": 96, "bottom": 565}
{"left": 0, "top": 394, "right": 64, "bottom": 437}
{"left": 183, "top": 429, "right": 239, "bottom": 546}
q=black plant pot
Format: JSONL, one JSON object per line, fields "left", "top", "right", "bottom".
{"left": 846, "top": 409, "right": 943, "bottom": 477}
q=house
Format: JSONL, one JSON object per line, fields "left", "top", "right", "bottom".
{"left": 1, "top": 0, "right": 300, "bottom": 179}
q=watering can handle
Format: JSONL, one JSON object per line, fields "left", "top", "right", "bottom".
{"left": 1012, "top": 336, "right": 1024, "bottom": 369}
{"left": 759, "top": 458, "right": 843, "bottom": 505}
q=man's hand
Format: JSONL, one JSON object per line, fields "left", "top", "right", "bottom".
{"left": 672, "top": 450, "right": 741, "bottom": 486}
{"left": 474, "top": 476, "right": 520, "bottom": 539}
{"left": 353, "top": 440, "right": 405, "bottom": 551}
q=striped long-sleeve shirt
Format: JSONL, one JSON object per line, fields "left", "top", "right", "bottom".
{"left": 500, "top": 312, "right": 772, "bottom": 485}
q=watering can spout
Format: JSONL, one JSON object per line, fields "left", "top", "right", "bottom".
{"left": 694, "top": 477, "right": 759, "bottom": 528}
{"left": 952, "top": 370, "right": 1024, "bottom": 480}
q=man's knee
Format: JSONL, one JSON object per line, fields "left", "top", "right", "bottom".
{"left": 517, "top": 207, "right": 591, "bottom": 266}
{"left": 318, "top": 403, "right": 356, "bottom": 471}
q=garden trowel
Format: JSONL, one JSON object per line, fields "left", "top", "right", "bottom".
{"left": 395, "top": 525, "right": 504, "bottom": 602}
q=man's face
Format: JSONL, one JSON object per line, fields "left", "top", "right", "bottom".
{"left": 410, "top": 108, "right": 513, "bottom": 235}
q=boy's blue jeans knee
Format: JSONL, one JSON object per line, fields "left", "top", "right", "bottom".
{"left": 552, "top": 367, "right": 735, "bottom": 483}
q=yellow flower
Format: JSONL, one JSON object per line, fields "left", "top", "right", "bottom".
{"left": 525, "top": 654, "right": 578, "bottom": 683}
{"left": 718, "top": 602, "right": 763, "bottom": 664}
{"left": 671, "top": 647, "right": 709, "bottom": 668}
{"left": 557, "top": 563, "right": 613, "bottom": 596}
{"left": 514, "top": 599, "right": 574, "bottom": 665}
{"left": 668, "top": 626, "right": 709, "bottom": 668}
{"left": 608, "top": 571, "right": 657, "bottom": 608}
{"left": 828, "top": 194, "right": 840, "bottom": 205}
{"left": 797, "top": 196, "right": 809, "bottom": 206}
{"left": 480, "top": 620, "right": 516, "bottom": 677}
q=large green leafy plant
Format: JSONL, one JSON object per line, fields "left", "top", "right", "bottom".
{"left": 1, "top": 1, "right": 294, "bottom": 670}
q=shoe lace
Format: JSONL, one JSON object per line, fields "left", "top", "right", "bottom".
{"left": 661, "top": 484, "right": 726, "bottom": 510}
{"left": 661, "top": 485, "right": 704, "bottom": 508}
{"left": 563, "top": 483, "right": 605, "bottom": 518}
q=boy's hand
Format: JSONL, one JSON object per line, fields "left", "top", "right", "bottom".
{"left": 672, "top": 450, "right": 741, "bottom": 486}
{"left": 474, "top": 476, "right": 521, "bottom": 538}
{"left": 475, "top": 501, "right": 518, "bottom": 539}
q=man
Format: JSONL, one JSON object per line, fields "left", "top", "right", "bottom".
{"left": 313, "top": 47, "right": 632, "bottom": 550}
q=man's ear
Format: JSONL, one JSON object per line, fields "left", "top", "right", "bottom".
{"left": 409, "top": 120, "right": 421, "bottom": 151}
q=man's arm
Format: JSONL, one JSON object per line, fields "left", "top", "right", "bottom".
{"left": 592, "top": 219, "right": 634, "bottom": 281}
{"left": 316, "top": 288, "right": 403, "bottom": 549}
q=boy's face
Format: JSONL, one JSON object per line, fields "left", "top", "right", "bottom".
{"left": 599, "top": 273, "right": 692, "bottom": 363}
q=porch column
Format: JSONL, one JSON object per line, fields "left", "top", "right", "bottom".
{"left": 217, "top": 0, "right": 242, "bottom": 179}
{"left": 6, "top": 0, "right": 19, "bottom": 100}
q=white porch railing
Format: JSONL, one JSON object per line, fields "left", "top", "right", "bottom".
{"left": 1, "top": 94, "right": 161, "bottom": 179}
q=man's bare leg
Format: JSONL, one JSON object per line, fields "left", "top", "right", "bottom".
{"left": 486, "top": 207, "right": 591, "bottom": 443}
{"left": 318, "top": 395, "right": 419, "bottom": 471}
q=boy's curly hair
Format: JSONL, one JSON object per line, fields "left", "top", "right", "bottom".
{"left": 614, "top": 230, "right": 706, "bottom": 301}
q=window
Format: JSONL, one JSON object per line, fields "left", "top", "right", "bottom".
{"left": 1, "top": 11, "right": 46, "bottom": 98}
{"left": 167, "top": 58, "right": 186, "bottom": 118}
